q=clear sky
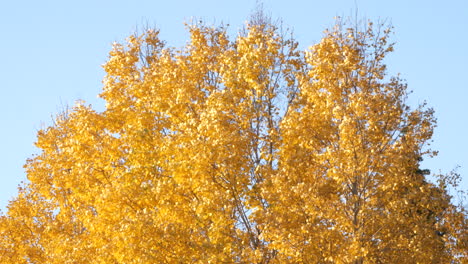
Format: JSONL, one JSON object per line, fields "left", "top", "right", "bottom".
{"left": 1, "top": 0, "right": 467, "bottom": 211}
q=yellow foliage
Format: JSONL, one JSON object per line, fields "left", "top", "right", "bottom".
{"left": 1, "top": 17, "right": 466, "bottom": 264}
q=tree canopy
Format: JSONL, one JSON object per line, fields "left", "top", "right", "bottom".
{"left": 0, "top": 15, "right": 466, "bottom": 263}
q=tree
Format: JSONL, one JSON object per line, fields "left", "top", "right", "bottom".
{"left": 0, "top": 15, "right": 466, "bottom": 263}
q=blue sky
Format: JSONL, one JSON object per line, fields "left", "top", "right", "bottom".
{"left": 1, "top": 0, "right": 467, "bottom": 211}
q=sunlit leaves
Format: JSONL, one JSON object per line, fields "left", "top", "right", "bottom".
{"left": 0, "top": 17, "right": 466, "bottom": 264}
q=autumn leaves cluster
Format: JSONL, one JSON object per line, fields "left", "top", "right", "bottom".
{"left": 0, "top": 16, "right": 466, "bottom": 263}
